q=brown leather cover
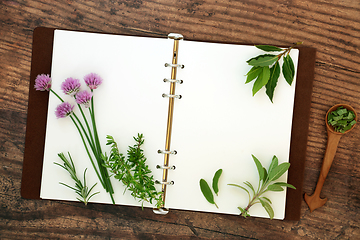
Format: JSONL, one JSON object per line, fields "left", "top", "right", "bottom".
{"left": 21, "top": 27, "right": 316, "bottom": 221}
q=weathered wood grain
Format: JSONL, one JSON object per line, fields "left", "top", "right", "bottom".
{"left": 1, "top": 0, "right": 360, "bottom": 239}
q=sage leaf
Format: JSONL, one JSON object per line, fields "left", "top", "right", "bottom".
{"left": 260, "top": 198, "right": 274, "bottom": 219}
{"left": 200, "top": 179, "right": 218, "bottom": 208}
{"left": 252, "top": 155, "right": 265, "bottom": 181}
{"left": 252, "top": 66, "right": 270, "bottom": 96}
{"left": 247, "top": 54, "right": 278, "bottom": 67}
{"left": 246, "top": 66, "right": 262, "bottom": 83}
{"left": 282, "top": 54, "right": 295, "bottom": 85}
{"left": 267, "top": 155, "right": 278, "bottom": 181}
{"left": 272, "top": 182, "right": 296, "bottom": 190}
{"left": 261, "top": 196, "right": 272, "bottom": 204}
{"left": 268, "top": 162, "right": 290, "bottom": 182}
{"left": 267, "top": 184, "right": 284, "bottom": 192}
{"left": 265, "top": 61, "right": 280, "bottom": 102}
{"left": 212, "top": 169, "right": 223, "bottom": 196}
{"left": 244, "top": 181, "right": 256, "bottom": 196}
{"left": 256, "top": 45, "right": 283, "bottom": 52}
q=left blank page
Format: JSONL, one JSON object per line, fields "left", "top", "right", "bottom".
{"left": 40, "top": 30, "right": 172, "bottom": 207}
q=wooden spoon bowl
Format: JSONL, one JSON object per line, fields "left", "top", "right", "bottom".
{"left": 304, "top": 104, "right": 357, "bottom": 212}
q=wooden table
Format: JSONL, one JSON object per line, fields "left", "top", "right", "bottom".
{"left": 1, "top": 0, "right": 359, "bottom": 239}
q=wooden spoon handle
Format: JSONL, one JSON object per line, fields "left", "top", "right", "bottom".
{"left": 313, "top": 131, "right": 342, "bottom": 196}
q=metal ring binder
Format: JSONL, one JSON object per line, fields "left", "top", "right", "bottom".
{"left": 168, "top": 33, "right": 184, "bottom": 40}
{"left": 157, "top": 149, "right": 177, "bottom": 155}
{"left": 156, "top": 165, "right": 176, "bottom": 170}
{"left": 162, "top": 93, "right": 182, "bottom": 99}
{"left": 165, "top": 63, "right": 184, "bottom": 69}
{"left": 163, "top": 78, "right": 183, "bottom": 84}
{"left": 155, "top": 180, "right": 174, "bottom": 185}
{"left": 155, "top": 33, "right": 184, "bottom": 214}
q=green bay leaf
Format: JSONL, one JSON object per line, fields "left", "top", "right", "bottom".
{"left": 265, "top": 61, "right": 280, "bottom": 102}
{"left": 282, "top": 54, "right": 295, "bottom": 85}
{"left": 245, "top": 66, "right": 262, "bottom": 83}
{"left": 212, "top": 169, "right": 223, "bottom": 196}
{"left": 255, "top": 45, "right": 283, "bottom": 52}
{"left": 247, "top": 54, "right": 278, "bottom": 67}
{"left": 252, "top": 66, "right": 270, "bottom": 96}
{"left": 200, "top": 179, "right": 216, "bottom": 206}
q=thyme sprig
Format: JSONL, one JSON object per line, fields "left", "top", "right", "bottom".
{"left": 229, "top": 155, "right": 295, "bottom": 219}
{"left": 103, "top": 134, "right": 163, "bottom": 208}
{"left": 245, "top": 42, "right": 302, "bottom": 102}
{"left": 55, "top": 152, "right": 99, "bottom": 205}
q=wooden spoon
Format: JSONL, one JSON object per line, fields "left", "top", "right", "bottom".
{"left": 304, "top": 104, "right": 357, "bottom": 212}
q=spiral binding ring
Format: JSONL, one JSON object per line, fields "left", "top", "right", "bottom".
{"left": 155, "top": 180, "right": 174, "bottom": 185}
{"left": 163, "top": 78, "right": 183, "bottom": 84}
{"left": 156, "top": 165, "right": 176, "bottom": 170}
{"left": 162, "top": 93, "right": 182, "bottom": 99}
{"left": 165, "top": 63, "right": 185, "bottom": 69}
{"left": 157, "top": 149, "right": 177, "bottom": 155}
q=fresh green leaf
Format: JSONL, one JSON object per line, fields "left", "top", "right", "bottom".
{"left": 252, "top": 66, "right": 270, "bottom": 96}
{"left": 268, "top": 162, "right": 290, "bottom": 182}
{"left": 252, "top": 155, "right": 265, "bottom": 180}
{"left": 247, "top": 54, "right": 278, "bottom": 67}
{"left": 244, "top": 181, "right": 256, "bottom": 196}
{"left": 267, "top": 155, "right": 278, "bottom": 179}
{"left": 260, "top": 199, "right": 275, "bottom": 219}
{"left": 246, "top": 66, "right": 262, "bottom": 83}
{"left": 212, "top": 169, "right": 223, "bottom": 196}
{"left": 255, "top": 45, "right": 282, "bottom": 52}
{"left": 265, "top": 61, "right": 280, "bottom": 102}
{"left": 267, "top": 184, "right": 284, "bottom": 192}
{"left": 262, "top": 167, "right": 268, "bottom": 184}
{"left": 282, "top": 54, "right": 295, "bottom": 85}
{"left": 200, "top": 179, "right": 217, "bottom": 207}
{"left": 228, "top": 183, "right": 250, "bottom": 197}
{"left": 272, "top": 182, "right": 296, "bottom": 190}
{"left": 260, "top": 196, "right": 272, "bottom": 204}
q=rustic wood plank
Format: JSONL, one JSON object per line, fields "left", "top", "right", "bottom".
{"left": 1, "top": 0, "right": 360, "bottom": 239}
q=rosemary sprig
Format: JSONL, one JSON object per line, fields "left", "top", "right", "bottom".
{"left": 55, "top": 152, "right": 100, "bottom": 205}
{"left": 229, "top": 155, "right": 295, "bottom": 219}
{"left": 245, "top": 42, "right": 302, "bottom": 102}
{"left": 103, "top": 134, "right": 163, "bottom": 208}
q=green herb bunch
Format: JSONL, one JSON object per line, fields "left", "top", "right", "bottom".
{"left": 103, "top": 134, "right": 163, "bottom": 208}
{"left": 200, "top": 169, "right": 223, "bottom": 208}
{"left": 229, "top": 155, "right": 295, "bottom": 219}
{"left": 245, "top": 42, "right": 302, "bottom": 102}
{"left": 55, "top": 152, "right": 99, "bottom": 205}
{"left": 328, "top": 106, "right": 356, "bottom": 133}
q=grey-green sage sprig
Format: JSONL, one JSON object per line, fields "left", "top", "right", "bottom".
{"left": 245, "top": 42, "right": 302, "bottom": 102}
{"left": 103, "top": 134, "right": 163, "bottom": 208}
{"left": 55, "top": 152, "right": 99, "bottom": 205}
{"left": 229, "top": 155, "right": 295, "bottom": 219}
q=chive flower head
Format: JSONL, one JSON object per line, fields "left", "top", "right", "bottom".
{"left": 84, "top": 73, "right": 103, "bottom": 90}
{"left": 75, "top": 90, "right": 93, "bottom": 108}
{"left": 34, "top": 74, "right": 52, "bottom": 91}
{"left": 61, "top": 77, "right": 81, "bottom": 96}
{"left": 55, "top": 102, "right": 74, "bottom": 118}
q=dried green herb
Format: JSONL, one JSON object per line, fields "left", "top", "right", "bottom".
{"left": 55, "top": 152, "right": 99, "bottom": 205}
{"left": 245, "top": 42, "right": 302, "bottom": 102}
{"left": 229, "top": 155, "right": 295, "bottom": 219}
{"left": 200, "top": 169, "right": 222, "bottom": 208}
{"left": 103, "top": 134, "right": 163, "bottom": 208}
{"left": 328, "top": 106, "right": 356, "bottom": 133}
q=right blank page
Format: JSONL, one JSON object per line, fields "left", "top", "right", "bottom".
{"left": 165, "top": 40, "right": 299, "bottom": 220}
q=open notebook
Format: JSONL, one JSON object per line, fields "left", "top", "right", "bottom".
{"left": 22, "top": 27, "right": 316, "bottom": 220}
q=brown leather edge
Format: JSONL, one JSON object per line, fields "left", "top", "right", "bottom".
{"left": 21, "top": 27, "right": 55, "bottom": 199}
{"left": 284, "top": 47, "right": 316, "bottom": 220}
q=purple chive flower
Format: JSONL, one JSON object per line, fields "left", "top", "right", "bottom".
{"left": 84, "top": 73, "right": 103, "bottom": 90}
{"left": 34, "top": 74, "right": 52, "bottom": 91}
{"left": 75, "top": 90, "right": 93, "bottom": 108}
{"left": 55, "top": 102, "right": 74, "bottom": 118}
{"left": 61, "top": 77, "right": 81, "bottom": 96}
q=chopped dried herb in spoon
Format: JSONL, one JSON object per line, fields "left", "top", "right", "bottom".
{"left": 327, "top": 106, "right": 356, "bottom": 133}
